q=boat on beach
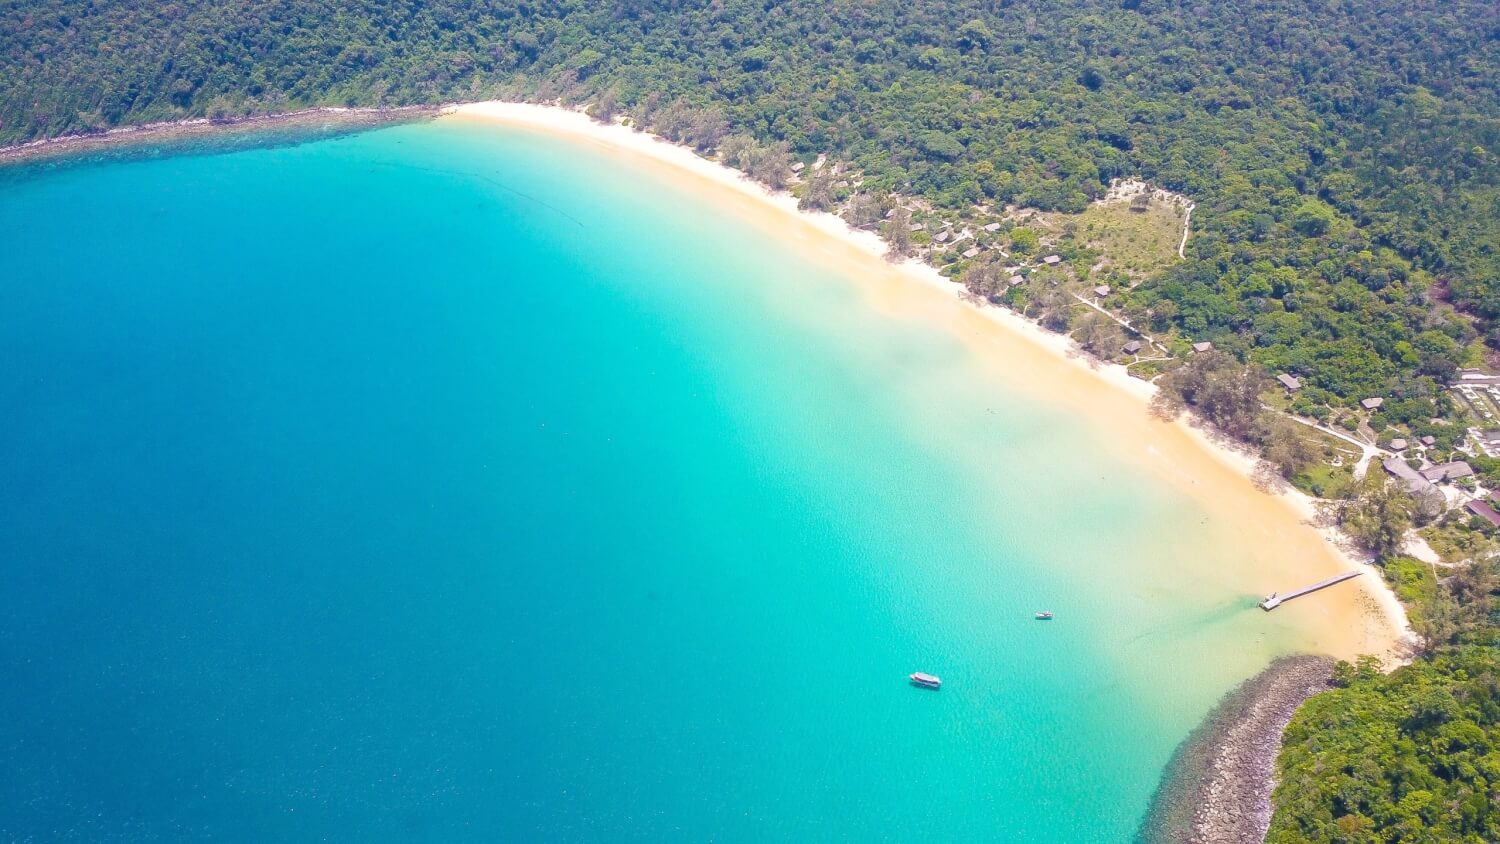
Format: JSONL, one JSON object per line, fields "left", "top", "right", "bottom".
{"left": 909, "top": 672, "right": 942, "bottom": 689}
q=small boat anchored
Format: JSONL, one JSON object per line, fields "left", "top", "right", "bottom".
{"left": 1034, "top": 611, "right": 1054, "bottom": 620}
{"left": 909, "top": 672, "right": 942, "bottom": 690}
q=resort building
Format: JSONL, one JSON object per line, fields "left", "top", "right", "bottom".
{"left": 1123, "top": 340, "right": 1143, "bottom": 355}
{"left": 1361, "top": 397, "right": 1384, "bottom": 411}
{"left": 1467, "top": 499, "right": 1500, "bottom": 529}
{"left": 1042, "top": 254, "right": 1062, "bottom": 265}
{"left": 1383, "top": 457, "right": 1435, "bottom": 496}
{"left": 1277, "top": 373, "right": 1301, "bottom": 391}
{"left": 1191, "top": 341, "right": 1213, "bottom": 353}
{"left": 1422, "top": 461, "right": 1475, "bottom": 483}
{"left": 1093, "top": 285, "right": 1111, "bottom": 297}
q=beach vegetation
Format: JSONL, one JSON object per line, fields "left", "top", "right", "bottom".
{"left": 842, "top": 193, "right": 884, "bottom": 230}
{"left": 798, "top": 171, "right": 835, "bottom": 213}
{"left": 882, "top": 207, "right": 914, "bottom": 261}
{"left": 1073, "top": 312, "right": 1125, "bottom": 361}
{"left": 1260, "top": 417, "right": 1321, "bottom": 481}
{"left": 1152, "top": 350, "right": 1266, "bottom": 441}
{"left": 1323, "top": 476, "right": 1416, "bottom": 560}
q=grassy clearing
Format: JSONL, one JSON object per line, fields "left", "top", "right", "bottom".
{"left": 1073, "top": 199, "right": 1187, "bottom": 282}
{"left": 1285, "top": 422, "right": 1360, "bottom": 498}
{"left": 1291, "top": 462, "right": 1354, "bottom": 498}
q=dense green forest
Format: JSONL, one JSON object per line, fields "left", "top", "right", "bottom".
{"left": 1270, "top": 648, "right": 1500, "bottom": 843}
{"left": 1269, "top": 553, "right": 1500, "bottom": 843}
{"left": 5, "top": 2, "right": 1500, "bottom": 837}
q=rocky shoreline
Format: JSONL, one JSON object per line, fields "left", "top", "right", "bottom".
{"left": 1136, "top": 654, "right": 1337, "bottom": 844}
{"left": 0, "top": 104, "right": 441, "bottom": 167}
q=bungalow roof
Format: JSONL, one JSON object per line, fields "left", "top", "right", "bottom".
{"left": 1469, "top": 499, "right": 1500, "bottom": 528}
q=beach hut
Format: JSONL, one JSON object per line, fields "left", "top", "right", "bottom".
{"left": 1361, "top": 397, "right": 1384, "bottom": 411}
{"left": 1008, "top": 274, "right": 1025, "bottom": 286}
{"left": 962, "top": 247, "right": 981, "bottom": 259}
{"left": 1042, "top": 254, "right": 1062, "bottom": 265}
{"left": 1422, "top": 461, "right": 1474, "bottom": 483}
{"left": 1277, "top": 373, "right": 1301, "bottom": 391}
{"left": 1389, "top": 438, "right": 1408, "bottom": 451}
{"left": 983, "top": 222, "right": 1002, "bottom": 232}
{"left": 909, "top": 222, "right": 925, "bottom": 232}
{"left": 1468, "top": 500, "right": 1500, "bottom": 528}
{"left": 1093, "top": 285, "right": 1111, "bottom": 297}
{"left": 1123, "top": 340, "right": 1143, "bottom": 355}
{"left": 1191, "top": 341, "right": 1213, "bottom": 353}
{"left": 791, "top": 161, "right": 805, "bottom": 173}
{"left": 934, "top": 231, "right": 950, "bottom": 243}
{"left": 1420, "top": 435, "right": 1437, "bottom": 447}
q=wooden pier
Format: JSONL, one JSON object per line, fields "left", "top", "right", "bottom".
{"left": 1259, "top": 570, "right": 1362, "bottom": 611}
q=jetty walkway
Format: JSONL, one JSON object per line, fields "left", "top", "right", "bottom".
{"left": 1259, "top": 571, "right": 1362, "bottom": 611}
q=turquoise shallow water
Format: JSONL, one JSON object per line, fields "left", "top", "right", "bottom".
{"left": 0, "top": 120, "right": 1303, "bottom": 841}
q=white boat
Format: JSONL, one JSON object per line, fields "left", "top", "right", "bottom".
{"left": 909, "top": 672, "right": 942, "bottom": 689}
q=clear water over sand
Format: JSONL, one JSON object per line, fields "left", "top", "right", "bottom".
{"left": 0, "top": 119, "right": 1384, "bottom": 840}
